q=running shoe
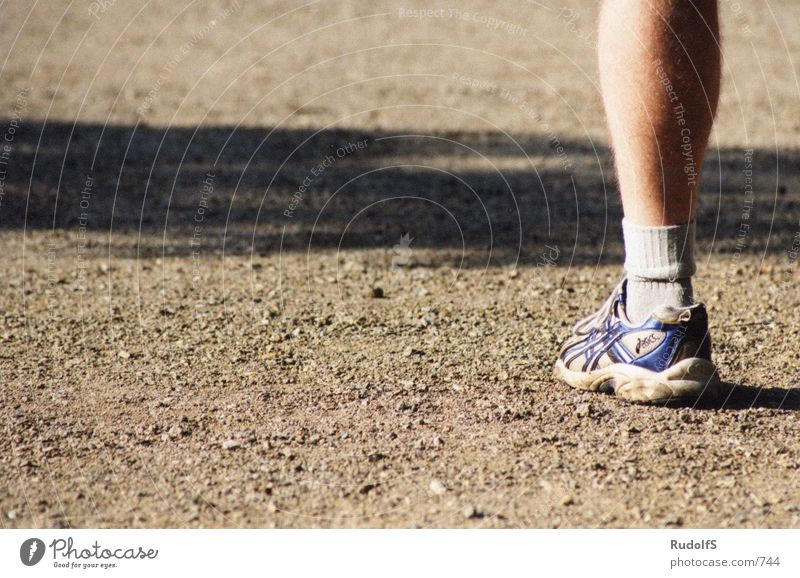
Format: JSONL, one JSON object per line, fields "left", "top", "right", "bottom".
{"left": 555, "top": 279, "right": 720, "bottom": 403}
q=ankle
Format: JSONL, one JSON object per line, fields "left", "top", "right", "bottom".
{"left": 622, "top": 219, "right": 697, "bottom": 324}
{"left": 625, "top": 277, "right": 693, "bottom": 324}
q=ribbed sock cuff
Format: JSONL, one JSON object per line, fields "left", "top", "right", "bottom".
{"left": 623, "top": 219, "right": 696, "bottom": 280}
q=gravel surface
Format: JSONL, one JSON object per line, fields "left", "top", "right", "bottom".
{"left": 1, "top": 0, "right": 799, "bottom": 528}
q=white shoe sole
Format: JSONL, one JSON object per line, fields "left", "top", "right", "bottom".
{"left": 554, "top": 357, "right": 721, "bottom": 403}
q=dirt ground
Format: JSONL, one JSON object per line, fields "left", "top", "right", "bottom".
{"left": 1, "top": 0, "right": 799, "bottom": 528}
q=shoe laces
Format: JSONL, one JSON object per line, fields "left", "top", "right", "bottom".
{"left": 570, "top": 279, "right": 626, "bottom": 336}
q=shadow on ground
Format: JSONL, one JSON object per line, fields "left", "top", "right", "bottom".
{"left": 1, "top": 121, "right": 798, "bottom": 265}
{"left": 714, "top": 382, "right": 800, "bottom": 411}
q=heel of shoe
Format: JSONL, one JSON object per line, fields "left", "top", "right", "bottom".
{"left": 614, "top": 357, "right": 720, "bottom": 403}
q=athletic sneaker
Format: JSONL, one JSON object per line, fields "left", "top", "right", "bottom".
{"left": 555, "top": 279, "right": 720, "bottom": 403}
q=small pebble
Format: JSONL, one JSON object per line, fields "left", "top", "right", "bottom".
{"left": 462, "top": 505, "right": 483, "bottom": 519}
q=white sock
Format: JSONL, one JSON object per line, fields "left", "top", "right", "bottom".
{"left": 623, "top": 219, "right": 696, "bottom": 324}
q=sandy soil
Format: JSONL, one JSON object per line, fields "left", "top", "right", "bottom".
{"left": 1, "top": 0, "right": 799, "bottom": 528}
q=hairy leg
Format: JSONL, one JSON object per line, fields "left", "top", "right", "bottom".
{"left": 598, "top": 0, "right": 721, "bottom": 226}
